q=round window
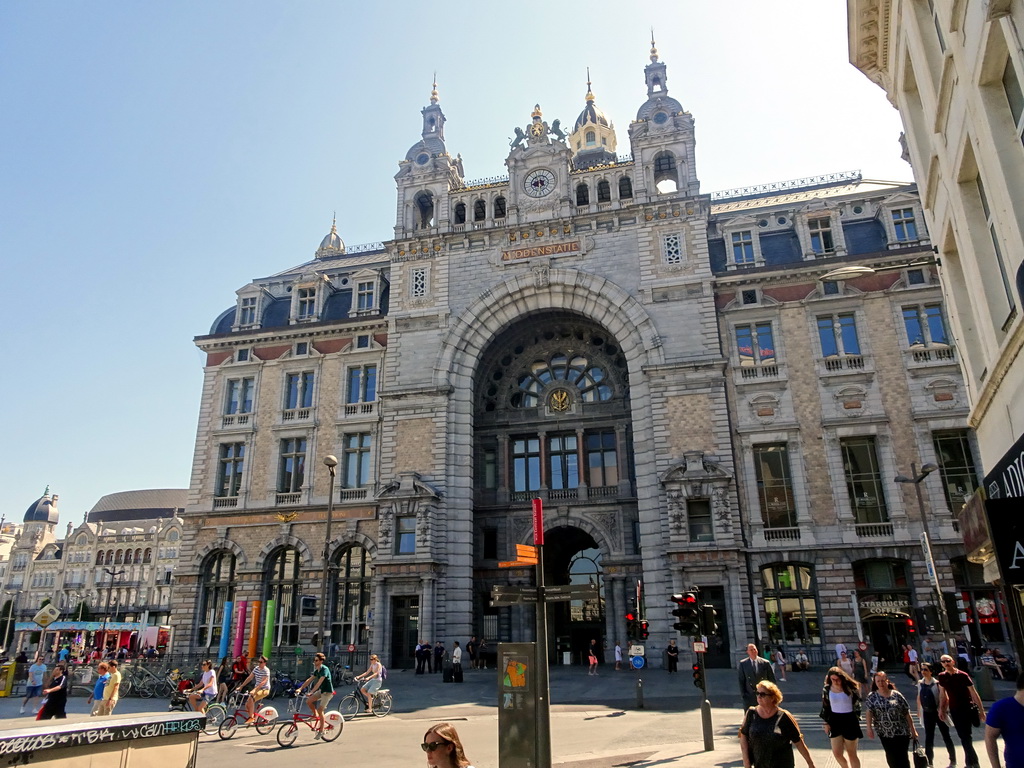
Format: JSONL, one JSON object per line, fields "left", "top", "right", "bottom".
{"left": 416, "top": 153, "right": 430, "bottom": 165}
{"left": 652, "top": 112, "right": 668, "bottom": 124}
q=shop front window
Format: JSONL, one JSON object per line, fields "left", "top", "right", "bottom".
{"left": 952, "top": 557, "right": 1011, "bottom": 647}
{"left": 761, "top": 563, "right": 821, "bottom": 647}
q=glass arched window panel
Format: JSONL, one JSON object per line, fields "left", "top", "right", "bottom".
{"left": 454, "top": 202, "right": 466, "bottom": 225}
{"left": 512, "top": 354, "right": 613, "bottom": 407}
{"left": 265, "top": 547, "right": 302, "bottom": 646}
{"left": 198, "top": 550, "right": 236, "bottom": 648}
{"left": 330, "top": 545, "right": 373, "bottom": 647}
{"left": 567, "top": 548, "right": 603, "bottom": 621}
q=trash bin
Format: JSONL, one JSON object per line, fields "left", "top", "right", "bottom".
{"left": 975, "top": 666, "right": 996, "bottom": 701}
{"left": 0, "top": 662, "right": 16, "bottom": 697}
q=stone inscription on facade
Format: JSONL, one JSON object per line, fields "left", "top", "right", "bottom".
{"left": 501, "top": 241, "right": 580, "bottom": 262}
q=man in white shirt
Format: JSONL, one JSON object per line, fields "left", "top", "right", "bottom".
{"left": 452, "top": 641, "right": 463, "bottom": 683}
{"left": 908, "top": 645, "right": 920, "bottom": 681}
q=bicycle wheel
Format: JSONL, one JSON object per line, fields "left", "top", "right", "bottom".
{"left": 339, "top": 694, "right": 359, "bottom": 721}
{"left": 321, "top": 711, "right": 343, "bottom": 742}
{"left": 204, "top": 704, "right": 227, "bottom": 735}
{"left": 218, "top": 716, "right": 238, "bottom": 740}
{"left": 255, "top": 709, "right": 278, "bottom": 736}
{"left": 276, "top": 722, "right": 298, "bottom": 747}
{"left": 372, "top": 692, "right": 392, "bottom": 717}
{"left": 120, "top": 677, "right": 133, "bottom": 697}
{"left": 138, "top": 682, "right": 155, "bottom": 699}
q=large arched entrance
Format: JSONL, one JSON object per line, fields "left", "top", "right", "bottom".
{"left": 544, "top": 526, "right": 605, "bottom": 664}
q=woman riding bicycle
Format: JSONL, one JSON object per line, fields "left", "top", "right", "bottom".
{"left": 188, "top": 660, "right": 217, "bottom": 714}
{"left": 295, "top": 652, "right": 334, "bottom": 739}
{"left": 354, "top": 654, "right": 383, "bottom": 714}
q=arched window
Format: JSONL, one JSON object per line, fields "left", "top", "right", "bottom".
{"left": 585, "top": 130, "right": 596, "bottom": 145}
{"left": 115, "top": 550, "right": 124, "bottom": 565}
{"left": 96, "top": 551, "right": 105, "bottom": 566}
{"left": 107, "top": 550, "right": 114, "bottom": 565}
{"left": 454, "top": 202, "right": 466, "bottom": 225}
{"left": 576, "top": 184, "right": 590, "bottom": 206}
{"left": 568, "top": 548, "right": 603, "bottom": 621}
{"left": 331, "top": 545, "right": 373, "bottom": 647}
{"left": 415, "top": 191, "right": 435, "bottom": 229}
{"left": 618, "top": 176, "right": 633, "bottom": 199}
{"left": 510, "top": 353, "right": 615, "bottom": 408}
{"left": 761, "top": 563, "right": 821, "bottom": 646}
{"left": 265, "top": 547, "right": 302, "bottom": 646}
{"left": 653, "top": 151, "right": 678, "bottom": 193}
{"left": 135, "top": 548, "right": 143, "bottom": 564}
{"left": 597, "top": 180, "right": 611, "bottom": 203}
{"left": 143, "top": 548, "right": 152, "bottom": 564}
{"left": 493, "top": 197, "right": 506, "bottom": 219}
{"left": 124, "top": 550, "right": 133, "bottom": 565}
{"left": 198, "top": 550, "right": 236, "bottom": 648}
{"left": 473, "top": 200, "right": 487, "bottom": 222}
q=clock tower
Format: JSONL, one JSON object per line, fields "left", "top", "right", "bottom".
{"left": 504, "top": 104, "right": 572, "bottom": 225}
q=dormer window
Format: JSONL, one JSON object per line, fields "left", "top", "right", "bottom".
{"left": 357, "top": 282, "right": 374, "bottom": 311}
{"left": 238, "top": 296, "right": 258, "bottom": 327}
{"left": 808, "top": 217, "right": 834, "bottom": 255}
{"left": 586, "top": 130, "right": 596, "bottom": 145}
{"left": 797, "top": 209, "right": 846, "bottom": 260}
{"left": 351, "top": 270, "right": 382, "bottom": 316}
{"left": 891, "top": 208, "right": 919, "bottom": 242}
{"left": 722, "top": 220, "right": 764, "bottom": 268}
{"left": 296, "top": 287, "right": 316, "bottom": 320}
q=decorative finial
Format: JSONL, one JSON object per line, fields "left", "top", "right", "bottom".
{"left": 585, "top": 67, "right": 594, "bottom": 102}
{"left": 43, "top": 485, "right": 50, "bottom": 497}
{"left": 430, "top": 73, "right": 439, "bottom": 104}
{"left": 532, "top": 103, "right": 542, "bottom": 119}
{"left": 331, "top": 212, "right": 337, "bottom": 233}
{"left": 650, "top": 29, "right": 659, "bottom": 62}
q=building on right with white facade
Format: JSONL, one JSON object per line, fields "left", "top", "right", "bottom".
{"left": 848, "top": 1, "right": 1024, "bottom": 652}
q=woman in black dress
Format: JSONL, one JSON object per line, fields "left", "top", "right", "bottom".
{"left": 38, "top": 662, "right": 68, "bottom": 719}
{"left": 740, "top": 681, "right": 816, "bottom": 768}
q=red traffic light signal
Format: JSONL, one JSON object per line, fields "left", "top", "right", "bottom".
{"left": 640, "top": 620, "right": 649, "bottom": 639}
{"left": 625, "top": 612, "right": 635, "bottom": 622}
{"left": 907, "top": 617, "right": 916, "bottom": 634}
{"left": 671, "top": 593, "right": 700, "bottom": 635}
{"left": 692, "top": 661, "right": 705, "bottom": 690}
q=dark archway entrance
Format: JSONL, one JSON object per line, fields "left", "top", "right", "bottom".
{"left": 544, "top": 526, "right": 604, "bottom": 665}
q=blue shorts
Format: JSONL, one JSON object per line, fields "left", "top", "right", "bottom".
{"left": 26, "top": 685, "right": 42, "bottom": 698}
{"left": 361, "top": 679, "right": 381, "bottom": 695}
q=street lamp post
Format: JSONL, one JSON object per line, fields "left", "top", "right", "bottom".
{"left": 2, "top": 591, "right": 16, "bottom": 654}
{"left": 895, "top": 462, "right": 956, "bottom": 653}
{"left": 100, "top": 568, "right": 125, "bottom": 656}
{"left": 318, "top": 455, "right": 339, "bottom": 655}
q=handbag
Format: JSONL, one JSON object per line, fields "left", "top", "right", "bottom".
{"left": 970, "top": 703, "right": 982, "bottom": 728}
{"left": 912, "top": 740, "right": 928, "bottom": 768}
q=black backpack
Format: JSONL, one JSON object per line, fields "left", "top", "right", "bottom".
{"left": 919, "top": 681, "right": 938, "bottom": 712}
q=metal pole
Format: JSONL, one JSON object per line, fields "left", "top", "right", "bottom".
{"left": 318, "top": 458, "right": 337, "bottom": 654}
{"left": 2, "top": 594, "right": 14, "bottom": 653}
{"left": 907, "top": 463, "right": 957, "bottom": 654}
{"left": 535, "top": 542, "right": 551, "bottom": 768}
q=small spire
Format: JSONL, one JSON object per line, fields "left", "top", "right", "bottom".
{"left": 43, "top": 485, "right": 50, "bottom": 497}
{"left": 585, "top": 67, "right": 594, "bottom": 102}
{"left": 532, "top": 103, "right": 543, "bottom": 119}
{"left": 331, "top": 211, "right": 337, "bottom": 233}
{"left": 430, "top": 73, "right": 439, "bottom": 104}
{"left": 650, "top": 29, "right": 659, "bottom": 62}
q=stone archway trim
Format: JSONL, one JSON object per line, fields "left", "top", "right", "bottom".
{"left": 194, "top": 537, "right": 247, "bottom": 569}
{"left": 256, "top": 534, "right": 314, "bottom": 569}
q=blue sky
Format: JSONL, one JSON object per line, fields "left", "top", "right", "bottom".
{"left": 0, "top": 1, "right": 908, "bottom": 522}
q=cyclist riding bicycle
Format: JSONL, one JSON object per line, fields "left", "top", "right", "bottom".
{"left": 354, "top": 654, "right": 383, "bottom": 714}
{"left": 295, "top": 652, "right": 333, "bottom": 739}
{"left": 187, "top": 660, "right": 217, "bottom": 714}
{"left": 236, "top": 655, "right": 272, "bottom": 724}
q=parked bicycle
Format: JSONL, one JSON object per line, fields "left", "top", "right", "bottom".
{"left": 275, "top": 707, "right": 343, "bottom": 746}
{"left": 217, "top": 690, "right": 278, "bottom": 739}
{"left": 338, "top": 683, "right": 392, "bottom": 720}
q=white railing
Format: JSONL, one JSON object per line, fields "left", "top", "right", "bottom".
{"left": 822, "top": 355, "right": 864, "bottom": 372}
{"left": 221, "top": 413, "right": 251, "bottom": 428}
{"left": 855, "top": 522, "right": 894, "bottom": 537}
{"left": 910, "top": 347, "right": 956, "bottom": 364}
{"left": 213, "top": 498, "right": 238, "bottom": 509}
{"left": 276, "top": 492, "right": 302, "bottom": 505}
{"left": 764, "top": 527, "right": 801, "bottom": 542}
{"left": 344, "top": 402, "right": 377, "bottom": 418}
{"left": 282, "top": 408, "right": 312, "bottom": 422}
{"left": 739, "top": 364, "right": 779, "bottom": 380}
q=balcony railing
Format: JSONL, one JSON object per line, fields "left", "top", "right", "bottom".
{"left": 764, "top": 527, "right": 801, "bottom": 542}
{"left": 213, "top": 497, "right": 239, "bottom": 509}
{"left": 221, "top": 413, "right": 251, "bottom": 428}
{"left": 343, "top": 402, "right": 377, "bottom": 418}
{"left": 739, "top": 364, "right": 779, "bottom": 380}
{"left": 822, "top": 355, "right": 864, "bottom": 372}
{"left": 855, "top": 522, "right": 894, "bottom": 538}
{"left": 339, "top": 487, "right": 369, "bottom": 502}
{"left": 548, "top": 488, "right": 578, "bottom": 500}
{"left": 590, "top": 485, "right": 619, "bottom": 498}
{"left": 276, "top": 492, "right": 302, "bottom": 505}
{"left": 909, "top": 346, "right": 956, "bottom": 364}
{"left": 282, "top": 408, "right": 312, "bottom": 422}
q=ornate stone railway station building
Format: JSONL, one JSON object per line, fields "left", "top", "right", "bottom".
{"left": 171, "top": 46, "right": 993, "bottom": 668}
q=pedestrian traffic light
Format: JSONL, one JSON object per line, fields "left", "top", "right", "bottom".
{"left": 625, "top": 612, "right": 638, "bottom": 641}
{"left": 640, "top": 620, "right": 650, "bottom": 640}
{"left": 692, "top": 661, "right": 705, "bottom": 691}
{"left": 906, "top": 616, "right": 916, "bottom": 635}
{"left": 701, "top": 604, "right": 718, "bottom": 633}
{"left": 942, "top": 592, "right": 964, "bottom": 631}
{"left": 671, "top": 592, "right": 700, "bottom": 636}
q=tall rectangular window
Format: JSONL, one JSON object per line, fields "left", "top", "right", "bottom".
{"left": 933, "top": 430, "right": 979, "bottom": 512}
{"left": 285, "top": 372, "right": 315, "bottom": 410}
{"left": 731, "top": 230, "right": 755, "bottom": 265}
{"left": 1003, "top": 58, "right": 1024, "bottom": 146}
{"left": 891, "top": 208, "right": 919, "bottom": 241}
{"left": 663, "top": 233, "right": 683, "bottom": 265}
{"left": 342, "top": 432, "right": 372, "bottom": 488}
{"left": 346, "top": 365, "right": 377, "bottom": 404}
{"left": 548, "top": 433, "right": 579, "bottom": 490}
{"left": 278, "top": 437, "right": 307, "bottom": 493}
{"left": 817, "top": 313, "right": 861, "bottom": 357}
{"left": 396, "top": 516, "right": 416, "bottom": 554}
{"left": 512, "top": 437, "right": 541, "bottom": 492}
{"left": 216, "top": 443, "right": 245, "bottom": 497}
{"left": 225, "top": 377, "right": 255, "bottom": 415}
{"left": 903, "top": 304, "right": 949, "bottom": 346}
{"left": 586, "top": 430, "right": 618, "bottom": 487}
{"left": 238, "top": 297, "right": 257, "bottom": 326}
{"left": 753, "top": 444, "right": 797, "bottom": 528}
{"left": 976, "top": 176, "right": 1017, "bottom": 317}
{"left": 357, "top": 281, "right": 375, "bottom": 311}
{"left": 482, "top": 447, "right": 498, "bottom": 489}
{"left": 735, "top": 322, "right": 776, "bottom": 367}
{"left": 411, "top": 268, "right": 427, "bottom": 298}
{"left": 840, "top": 436, "right": 889, "bottom": 524}
{"left": 297, "top": 287, "right": 316, "bottom": 319}
{"left": 808, "top": 217, "right": 834, "bottom": 255}
{"left": 688, "top": 500, "right": 714, "bottom": 542}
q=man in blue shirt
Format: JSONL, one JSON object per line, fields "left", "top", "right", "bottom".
{"left": 985, "top": 672, "right": 1024, "bottom": 768}
{"left": 87, "top": 662, "right": 111, "bottom": 716}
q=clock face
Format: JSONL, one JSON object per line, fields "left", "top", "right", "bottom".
{"left": 524, "top": 169, "right": 555, "bottom": 198}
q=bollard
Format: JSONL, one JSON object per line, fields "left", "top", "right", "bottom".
{"left": 701, "top": 698, "right": 715, "bottom": 751}
{"left": 636, "top": 676, "right": 644, "bottom": 709}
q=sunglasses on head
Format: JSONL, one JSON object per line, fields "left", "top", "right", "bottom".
{"left": 421, "top": 741, "right": 448, "bottom": 752}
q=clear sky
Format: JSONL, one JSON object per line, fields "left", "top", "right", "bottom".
{"left": 0, "top": 1, "right": 909, "bottom": 523}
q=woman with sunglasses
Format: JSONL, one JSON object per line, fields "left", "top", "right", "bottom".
{"left": 422, "top": 722, "right": 474, "bottom": 768}
{"left": 819, "top": 666, "right": 863, "bottom": 768}
{"left": 740, "top": 681, "right": 815, "bottom": 768}
{"left": 866, "top": 671, "right": 919, "bottom": 768}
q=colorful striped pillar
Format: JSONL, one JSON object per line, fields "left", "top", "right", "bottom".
{"left": 218, "top": 601, "right": 233, "bottom": 661}
{"left": 233, "top": 601, "right": 248, "bottom": 658}
{"left": 262, "top": 599, "right": 276, "bottom": 659}
{"left": 248, "top": 601, "right": 262, "bottom": 659}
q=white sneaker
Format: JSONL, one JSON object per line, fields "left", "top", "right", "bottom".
{"left": 313, "top": 731, "right": 323, "bottom": 740}
{"left": 18, "top": 707, "right": 24, "bottom": 714}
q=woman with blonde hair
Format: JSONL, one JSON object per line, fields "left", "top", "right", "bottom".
{"left": 422, "top": 722, "right": 474, "bottom": 768}
{"left": 739, "top": 680, "right": 815, "bottom": 768}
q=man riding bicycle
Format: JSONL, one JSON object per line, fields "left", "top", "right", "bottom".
{"left": 236, "top": 655, "right": 271, "bottom": 725}
{"left": 354, "top": 654, "right": 383, "bottom": 714}
{"left": 295, "top": 652, "right": 333, "bottom": 739}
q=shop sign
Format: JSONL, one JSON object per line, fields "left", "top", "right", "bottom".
{"left": 858, "top": 594, "right": 911, "bottom": 618}
{"left": 985, "top": 498, "right": 1024, "bottom": 586}
{"left": 984, "top": 429, "right": 1024, "bottom": 499}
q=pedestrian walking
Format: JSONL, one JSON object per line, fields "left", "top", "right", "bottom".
{"left": 984, "top": 670, "right": 1024, "bottom": 768}
{"left": 433, "top": 641, "right": 444, "bottom": 674}
{"left": 820, "top": 666, "right": 863, "bottom": 768}
{"left": 466, "top": 636, "right": 478, "bottom": 670}
{"left": 774, "top": 647, "right": 788, "bottom": 682}
{"left": 452, "top": 641, "right": 463, "bottom": 683}
{"left": 588, "top": 645, "right": 598, "bottom": 676}
{"left": 739, "top": 680, "right": 816, "bottom": 768}
{"left": 938, "top": 654, "right": 985, "bottom": 768}
{"left": 37, "top": 662, "right": 69, "bottom": 720}
{"left": 416, "top": 640, "right": 429, "bottom": 675}
{"left": 103, "top": 659, "right": 122, "bottom": 714}
{"left": 853, "top": 650, "right": 870, "bottom": 697}
{"left": 917, "top": 662, "right": 956, "bottom": 768}
{"left": 865, "top": 671, "right": 918, "bottom": 768}
{"left": 739, "top": 644, "right": 777, "bottom": 710}
{"left": 614, "top": 641, "right": 623, "bottom": 671}
{"left": 20, "top": 656, "right": 46, "bottom": 714}
{"left": 421, "top": 722, "right": 475, "bottom": 768}
{"left": 87, "top": 662, "right": 110, "bottom": 716}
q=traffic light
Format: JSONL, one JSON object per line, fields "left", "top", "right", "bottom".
{"left": 943, "top": 592, "right": 964, "bottom": 631}
{"left": 692, "top": 661, "right": 705, "bottom": 691}
{"left": 640, "top": 620, "right": 650, "bottom": 640}
{"left": 906, "top": 616, "right": 916, "bottom": 635}
{"left": 701, "top": 604, "right": 718, "bottom": 633}
{"left": 671, "top": 592, "right": 700, "bottom": 636}
{"left": 625, "top": 612, "right": 638, "bottom": 641}
{"left": 918, "top": 605, "right": 940, "bottom": 634}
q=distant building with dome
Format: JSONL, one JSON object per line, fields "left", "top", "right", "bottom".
{"left": 0, "top": 488, "right": 185, "bottom": 656}
{"left": 170, "top": 41, "right": 987, "bottom": 670}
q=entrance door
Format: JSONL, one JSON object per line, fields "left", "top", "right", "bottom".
{"left": 544, "top": 526, "right": 604, "bottom": 665}
{"left": 700, "top": 586, "right": 730, "bottom": 669}
{"left": 390, "top": 596, "right": 419, "bottom": 670}
{"left": 863, "top": 616, "right": 908, "bottom": 669}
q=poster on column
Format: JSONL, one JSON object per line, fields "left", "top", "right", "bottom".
{"left": 497, "top": 643, "right": 536, "bottom": 768}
